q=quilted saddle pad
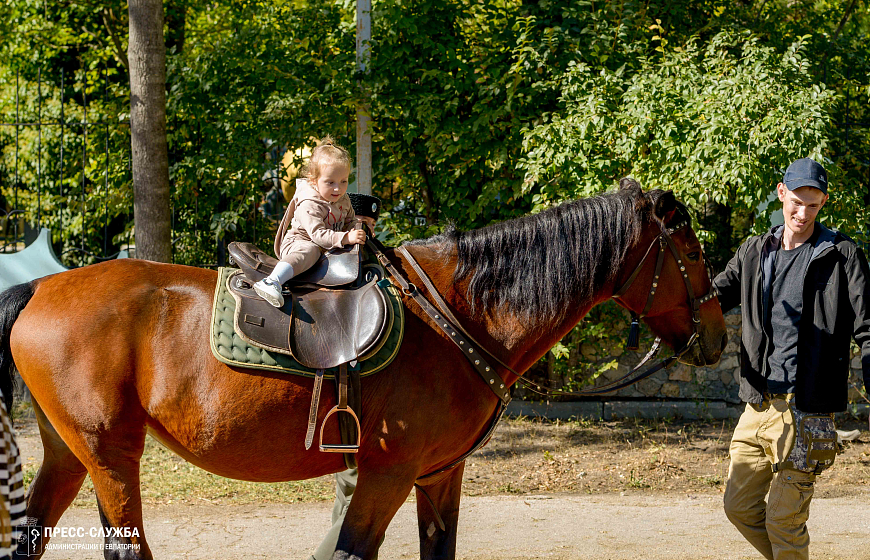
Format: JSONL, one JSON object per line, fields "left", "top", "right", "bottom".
{"left": 210, "top": 267, "right": 404, "bottom": 378}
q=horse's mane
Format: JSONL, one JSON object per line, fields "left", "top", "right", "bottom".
{"left": 413, "top": 180, "right": 660, "bottom": 326}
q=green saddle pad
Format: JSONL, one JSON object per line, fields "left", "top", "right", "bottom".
{"left": 210, "top": 266, "right": 404, "bottom": 378}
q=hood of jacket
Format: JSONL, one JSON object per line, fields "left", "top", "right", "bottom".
{"left": 293, "top": 179, "right": 328, "bottom": 205}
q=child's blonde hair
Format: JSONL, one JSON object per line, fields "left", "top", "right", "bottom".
{"left": 304, "top": 135, "right": 353, "bottom": 183}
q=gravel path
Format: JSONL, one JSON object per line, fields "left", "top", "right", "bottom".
{"left": 39, "top": 492, "right": 870, "bottom": 560}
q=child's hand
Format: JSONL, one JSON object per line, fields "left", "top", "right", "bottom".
{"left": 345, "top": 229, "right": 366, "bottom": 245}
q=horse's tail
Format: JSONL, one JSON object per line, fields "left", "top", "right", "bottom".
{"left": 0, "top": 282, "right": 35, "bottom": 416}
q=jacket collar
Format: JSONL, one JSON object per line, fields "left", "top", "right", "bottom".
{"left": 759, "top": 222, "right": 835, "bottom": 330}
{"left": 763, "top": 222, "right": 836, "bottom": 261}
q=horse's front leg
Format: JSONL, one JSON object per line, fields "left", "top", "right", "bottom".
{"left": 332, "top": 466, "right": 418, "bottom": 560}
{"left": 415, "top": 463, "right": 465, "bottom": 560}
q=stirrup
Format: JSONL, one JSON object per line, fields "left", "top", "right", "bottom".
{"left": 319, "top": 405, "right": 361, "bottom": 453}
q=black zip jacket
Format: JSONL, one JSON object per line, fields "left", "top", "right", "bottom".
{"left": 713, "top": 223, "right": 870, "bottom": 412}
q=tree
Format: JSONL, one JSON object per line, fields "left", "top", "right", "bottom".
{"left": 128, "top": 0, "right": 171, "bottom": 262}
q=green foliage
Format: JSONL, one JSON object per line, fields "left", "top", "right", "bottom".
{"left": 0, "top": 0, "right": 133, "bottom": 264}
{"left": 521, "top": 31, "right": 843, "bottom": 235}
{"left": 166, "top": 1, "right": 357, "bottom": 263}
{"left": 1, "top": 0, "right": 869, "bottom": 390}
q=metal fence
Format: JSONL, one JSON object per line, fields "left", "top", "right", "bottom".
{"left": 0, "top": 68, "right": 280, "bottom": 268}
{"left": 1, "top": 67, "right": 133, "bottom": 265}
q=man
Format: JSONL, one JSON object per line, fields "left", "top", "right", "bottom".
{"left": 713, "top": 157, "right": 870, "bottom": 560}
{"left": 309, "top": 191, "right": 381, "bottom": 560}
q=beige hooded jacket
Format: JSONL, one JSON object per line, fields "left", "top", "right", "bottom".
{"left": 273, "top": 179, "right": 356, "bottom": 257}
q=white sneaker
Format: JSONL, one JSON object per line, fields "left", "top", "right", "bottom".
{"left": 253, "top": 278, "right": 284, "bottom": 307}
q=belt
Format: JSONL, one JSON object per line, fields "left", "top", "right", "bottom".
{"left": 749, "top": 393, "right": 794, "bottom": 411}
{"left": 762, "top": 392, "right": 794, "bottom": 401}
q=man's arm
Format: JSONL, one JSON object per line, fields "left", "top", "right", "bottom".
{"left": 845, "top": 244, "right": 870, "bottom": 395}
{"left": 712, "top": 241, "right": 746, "bottom": 314}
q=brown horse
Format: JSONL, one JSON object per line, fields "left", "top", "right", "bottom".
{"left": 0, "top": 181, "right": 726, "bottom": 560}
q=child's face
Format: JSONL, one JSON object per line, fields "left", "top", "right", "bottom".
{"left": 313, "top": 162, "right": 350, "bottom": 202}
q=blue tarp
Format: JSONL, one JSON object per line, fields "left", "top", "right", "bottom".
{"left": 0, "top": 229, "right": 68, "bottom": 291}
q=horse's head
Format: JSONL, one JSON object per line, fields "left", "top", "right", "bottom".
{"left": 613, "top": 180, "right": 727, "bottom": 367}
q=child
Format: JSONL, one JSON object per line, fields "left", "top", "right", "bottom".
{"left": 254, "top": 136, "right": 366, "bottom": 307}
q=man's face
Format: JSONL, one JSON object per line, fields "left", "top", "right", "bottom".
{"left": 777, "top": 183, "right": 828, "bottom": 237}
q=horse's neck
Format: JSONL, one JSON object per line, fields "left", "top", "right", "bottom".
{"left": 404, "top": 245, "right": 605, "bottom": 384}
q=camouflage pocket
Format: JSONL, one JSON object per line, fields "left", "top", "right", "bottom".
{"left": 786, "top": 406, "right": 837, "bottom": 474}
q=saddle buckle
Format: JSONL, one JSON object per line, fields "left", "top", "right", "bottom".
{"left": 319, "top": 405, "right": 361, "bottom": 453}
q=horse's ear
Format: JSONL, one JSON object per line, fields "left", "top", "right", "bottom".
{"left": 654, "top": 191, "right": 678, "bottom": 224}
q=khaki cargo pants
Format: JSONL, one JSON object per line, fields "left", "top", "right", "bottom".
{"left": 724, "top": 395, "right": 836, "bottom": 560}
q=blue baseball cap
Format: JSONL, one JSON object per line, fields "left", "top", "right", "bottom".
{"left": 783, "top": 158, "right": 828, "bottom": 194}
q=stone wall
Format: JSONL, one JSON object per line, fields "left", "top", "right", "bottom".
{"left": 584, "top": 307, "right": 866, "bottom": 404}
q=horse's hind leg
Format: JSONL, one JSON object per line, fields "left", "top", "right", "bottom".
{"left": 25, "top": 399, "right": 152, "bottom": 560}
{"left": 14, "top": 400, "right": 89, "bottom": 559}
{"left": 415, "top": 464, "right": 465, "bottom": 560}
{"left": 80, "top": 432, "right": 152, "bottom": 560}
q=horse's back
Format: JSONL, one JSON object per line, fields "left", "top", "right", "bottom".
{"left": 10, "top": 260, "right": 218, "bottom": 417}
{"left": 16, "top": 259, "right": 216, "bottom": 341}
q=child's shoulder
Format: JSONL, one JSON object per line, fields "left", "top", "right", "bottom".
{"left": 294, "top": 197, "right": 329, "bottom": 216}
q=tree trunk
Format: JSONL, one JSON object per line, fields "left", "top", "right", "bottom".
{"left": 129, "top": 0, "right": 172, "bottom": 262}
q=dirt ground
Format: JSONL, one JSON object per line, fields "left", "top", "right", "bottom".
{"left": 14, "top": 414, "right": 870, "bottom": 559}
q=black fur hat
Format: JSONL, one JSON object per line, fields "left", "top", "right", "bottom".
{"left": 347, "top": 192, "right": 382, "bottom": 221}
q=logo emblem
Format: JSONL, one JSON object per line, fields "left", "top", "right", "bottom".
{"left": 18, "top": 525, "right": 44, "bottom": 557}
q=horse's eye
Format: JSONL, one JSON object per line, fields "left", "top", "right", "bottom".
{"left": 686, "top": 251, "right": 701, "bottom": 262}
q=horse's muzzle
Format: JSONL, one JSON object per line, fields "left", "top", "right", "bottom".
{"left": 679, "top": 332, "right": 727, "bottom": 367}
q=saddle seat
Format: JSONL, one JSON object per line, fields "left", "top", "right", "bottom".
{"left": 226, "top": 266, "right": 392, "bottom": 370}
{"left": 227, "top": 241, "right": 361, "bottom": 288}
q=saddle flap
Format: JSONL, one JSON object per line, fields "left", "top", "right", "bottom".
{"left": 227, "top": 241, "right": 360, "bottom": 287}
{"left": 289, "top": 277, "right": 390, "bottom": 369}
{"left": 228, "top": 272, "right": 296, "bottom": 352}
{"left": 227, "top": 269, "right": 391, "bottom": 369}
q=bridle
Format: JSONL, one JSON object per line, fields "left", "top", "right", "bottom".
{"left": 609, "top": 215, "right": 719, "bottom": 364}
{"left": 510, "top": 213, "right": 719, "bottom": 398}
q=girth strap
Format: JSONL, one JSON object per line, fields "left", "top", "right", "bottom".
{"left": 337, "top": 363, "right": 362, "bottom": 469}
{"left": 337, "top": 363, "right": 348, "bottom": 410}
{"left": 304, "top": 369, "right": 326, "bottom": 450}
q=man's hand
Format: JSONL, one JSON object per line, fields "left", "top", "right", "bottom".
{"left": 345, "top": 229, "right": 366, "bottom": 245}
